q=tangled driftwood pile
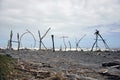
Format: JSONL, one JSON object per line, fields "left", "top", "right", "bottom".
{"left": 15, "top": 60, "right": 102, "bottom": 80}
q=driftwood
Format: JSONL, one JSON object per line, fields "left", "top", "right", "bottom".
{"left": 38, "top": 28, "right": 51, "bottom": 50}
{"left": 19, "top": 29, "right": 36, "bottom": 48}
{"left": 8, "top": 28, "right": 50, "bottom": 50}
{"left": 16, "top": 60, "right": 52, "bottom": 79}
{"left": 68, "top": 41, "right": 71, "bottom": 51}
{"left": 91, "top": 30, "right": 110, "bottom": 51}
{"left": 61, "top": 36, "right": 68, "bottom": 51}
{"left": 7, "top": 30, "right": 20, "bottom": 51}
{"left": 51, "top": 35, "right": 55, "bottom": 52}
{"left": 75, "top": 35, "right": 86, "bottom": 51}
{"left": 7, "top": 30, "right": 13, "bottom": 50}
{"left": 17, "top": 33, "right": 20, "bottom": 51}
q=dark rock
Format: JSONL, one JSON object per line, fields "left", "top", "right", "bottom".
{"left": 99, "top": 66, "right": 120, "bottom": 80}
{"left": 100, "top": 72, "right": 120, "bottom": 80}
{"left": 115, "top": 65, "right": 120, "bottom": 70}
{"left": 42, "top": 63, "right": 53, "bottom": 68}
{"left": 102, "top": 61, "right": 120, "bottom": 67}
{"left": 6, "top": 54, "right": 12, "bottom": 58}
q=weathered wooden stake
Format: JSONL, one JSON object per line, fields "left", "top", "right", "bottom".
{"left": 17, "top": 33, "right": 20, "bottom": 51}
{"left": 38, "top": 30, "right": 42, "bottom": 50}
{"left": 51, "top": 35, "right": 55, "bottom": 52}
{"left": 68, "top": 41, "right": 71, "bottom": 51}
{"left": 61, "top": 36, "right": 68, "bottom": 51}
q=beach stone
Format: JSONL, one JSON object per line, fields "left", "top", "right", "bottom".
{"left": 99, "top": 67, "right": 120, "bottom": 80}
{"left": 102, "top": 61, "right": 120, "bottom": 67}
{"left": 114, "top": 65, "right": 120, "bottom": 69}
{"left": 107, "top": 67, "right": 120, "bottom": 77}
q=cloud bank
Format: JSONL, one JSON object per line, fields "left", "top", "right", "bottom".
{"left": 0, "top": 0, "right": 120, "bottom": 48}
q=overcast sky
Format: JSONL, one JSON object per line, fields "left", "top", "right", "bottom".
{"left": 0, "top": 0, "right": 120, "bottom": 49}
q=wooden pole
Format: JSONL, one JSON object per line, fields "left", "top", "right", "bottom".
{"left": 17, "top": 33, "right": 20, "bottom": 51}
{"left": 61, "top": 36, "right": 68, "bottom": 51}
{"left": 38, "top": 30, "right": 42, "bottom": 50}
{"left": 91, "top": 30, "right": 99, "bottom": 51}
{"left": 98, "top": 34, "right": 110, "bottom": 50}
{"left": 96, "top": 32, "right": 98, "bottom": 50}
{"left": 9, "top": 30, "right": 13, "bottom": 50}
{"left": 76, "top": 41, "right": 78, "bottom": 51}
{"left": 68, "top": 41, "right": 71, "bottom": 51}
{"left": 51, "top": 35, "right": 55, "bottom": 52}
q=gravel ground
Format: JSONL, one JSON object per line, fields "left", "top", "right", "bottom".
{"left": 1, "top": 49, "right": 120, "bottom": 80}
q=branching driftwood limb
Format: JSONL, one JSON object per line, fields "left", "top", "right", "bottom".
{"left": 41, "top": 28, "right": 51, "bottom": 39}
{"left": 76, "top": 35, "right": 86, "bottom": 51}
{"left": 38, "top": 28, "right": 51, "bottom": 50}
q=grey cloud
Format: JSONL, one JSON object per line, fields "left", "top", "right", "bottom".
{"left": 0, "top": 0, "right": 120, "bottom": 38}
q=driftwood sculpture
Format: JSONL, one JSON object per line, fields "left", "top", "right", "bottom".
{"left": 75, "top": 35, "right": 86, "bottom": 51}
{"left": 38, "top": 28, "right": 51, "bottom": 50}
{"left": 19, "top": 29, "right": 36, "bottom": 49}
{"left": 61, "top": 36, "right": 68, "bottom": 51}
{"left": 91, "top": 30, "right": 110, "bottom": 51}
{"left": 17, "top": 33, "right": 20, "bottom": 51}
{"left": 51, "top": 35, "right": 55, "bottom": 52}
{"left": 68, "top": 41, "right": 71, "bottom": 51}
{"left": 7, "top": 30, "right": 20, "bottom": 51}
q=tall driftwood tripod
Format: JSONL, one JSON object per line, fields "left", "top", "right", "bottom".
{"left": 91, "top": 30, "right": 110, "bottom": 51}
